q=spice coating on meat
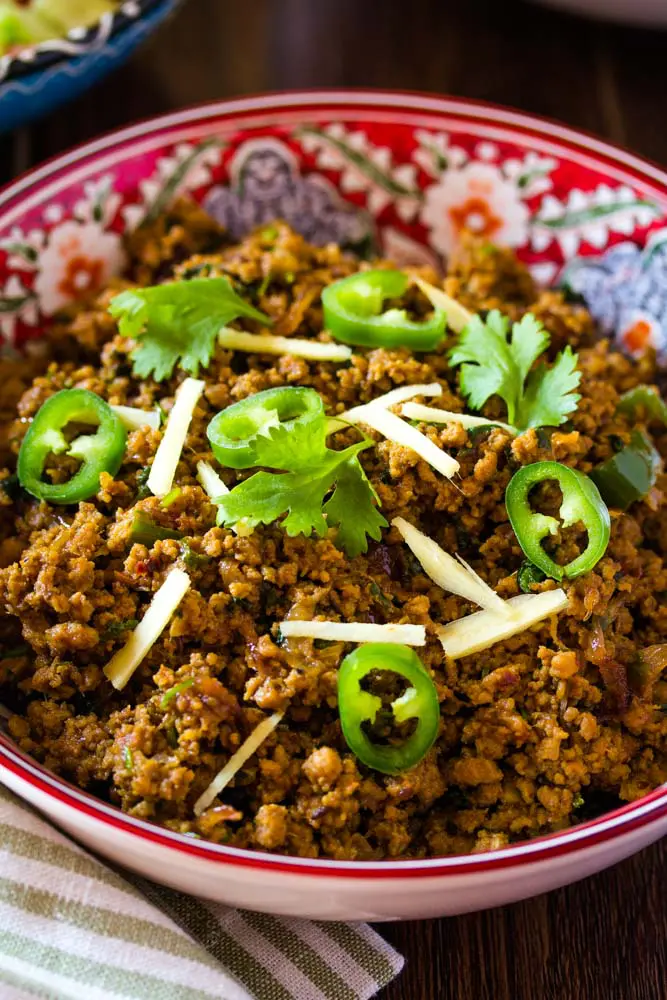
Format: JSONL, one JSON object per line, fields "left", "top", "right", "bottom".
{"left": 0, "top": 209, "right": 665, "bottom": 859}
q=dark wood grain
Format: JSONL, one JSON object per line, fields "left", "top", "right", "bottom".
{"left": 2, "top": 2, "right": 666, "bottom": 997}
{"left": 378, "top": 838, "right": 667, "bottom": 1000}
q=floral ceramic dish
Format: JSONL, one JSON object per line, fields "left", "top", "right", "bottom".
{"left": 0, "top": 92, "right": 665, "bottom": 921}
{"left": 0, "top": 0, "right": 183, "bottom": 133}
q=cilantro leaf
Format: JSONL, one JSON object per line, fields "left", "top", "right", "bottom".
{"left": 215, "top": 441, "right": 386, "bottom": 556}
{"left": 214, "top": 470, "right": 311, "bottom": 531}
{"left": 449, "top": 312, "right": 521, "bottom": 418}
{"left": 323, "top": 458, "right": 387, "bottom": 558}
{"left": 509, "top": 313, "right": 550, "bottom": 385}
{"left": 109, "top": 278, "right": 270, "bottom": 382}
{"left": 251, "top": 414, "right": 328, "bottom": 473}
{"left": 517, "top": 345, "right": 581, "bottom": 431}
{"left": 448, "top": 311, "right": 580, "bottom": 432}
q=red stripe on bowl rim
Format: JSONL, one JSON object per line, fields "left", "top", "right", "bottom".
{"left": 1, "top": 737, "right": 666, "bottom": 878}
{"left": 1, "top": 90, "right": 666, "bottom": 878}
{"left": 4, "top": 90, "right": 667, "bottom": 214}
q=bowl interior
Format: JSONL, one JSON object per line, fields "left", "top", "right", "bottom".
{"left": 1, "top": 91, "right": 667, "bottom": 871}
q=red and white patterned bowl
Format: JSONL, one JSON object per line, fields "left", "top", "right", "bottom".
{"left": 0, "top": 92, "right": 665, "bottom": 920}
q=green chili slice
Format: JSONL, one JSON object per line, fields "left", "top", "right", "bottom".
{"left": 160, "top": 487, "right": 182, "bottom": 508}
{"left": 179, "top": 541, "right": 211, "bottom": 569}
{"left": 322, "top": 270, "right": 447, "bottom": 350}
{"left": 590, "top": 430, "right": 662, "bottom": 510}
{"left": 17, "top": 389, "right": 127, "bottom": 505}
{"left": 130, "top": 511, "right": 183, "bottom": 546}
{"left": 616, "top": 385, "right": 667, "bottom": 425}
{"left": 207, "top": 386, "right": 325, "bottom": 469}
{"left": 337, "top": 643, "right": 440, "bottom": 774}
{"left": 506, "top": 461, "right": 610, "bottom": 581}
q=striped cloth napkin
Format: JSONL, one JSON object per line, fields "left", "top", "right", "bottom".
{"left": 0, "top": 785, "right": 403, "bottom": 1000}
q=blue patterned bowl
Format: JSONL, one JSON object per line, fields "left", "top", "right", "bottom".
{"left": 0, "top": 0, "right": 183, "bottom": 134}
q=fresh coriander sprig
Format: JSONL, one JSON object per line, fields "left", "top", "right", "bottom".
{"left": 109, "top": 277, "right": 271, "bottom": 382}
{"left": 448, "top": 311, "right": 581, "bottom": 433}
{"left": 215, "top": 440, "right": 386, "bottom": 558}
{"left": 209, "top": 387, "right": 387, "bottom": 558}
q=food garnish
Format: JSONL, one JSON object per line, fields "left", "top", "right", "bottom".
{"left": 160, "top": 487, "right": 182, "bottom": 509}
{"left": 109, "top": 277, "right": 271, "bottom": 381}
{"left": 101, "top": 620, "right": 138, "bottom": 641}
{"left": 411, "top": 276, "right": 474, "bottom": 333}
{"left": 337, "top": 644, "right": 440, "bottom": 774}
{"left": 196, "top": 459, "right": 228, "bottom": 500}
{"left": 392, "top": 517, "right": 510, "bottom": 616}
{"left": 0, "top": 5, "right": 52, "bottom": 52}
{"left": 616, "top": 385, "right": 667, "bottom": 425}
{"left": 339, "top": 383, "right": 443, "bottom": 421}
{"left": 437, "top": 590, "right": 570, "bottom": 659}
{"left": 110, "top": 404, "right": 161, "bottom": 432}
{"left": 103, "top": 567, "right": 191, "bottom": 691}
{"left": 628, "top": 644, "right": 667, "bottom": 699}
{"left": 130, "top": 511, "right": 183, "bottom": 546}
{"left": 322, "top": 269, "right": 448, "bottom": 350}
{"left": 179, "top": 542, "right": 211, "bottom": 570}
{"left": 278, "top": 620, "right": 426, "bottom": 645}
{"left": 340, "top": 383, "right": 459, "bottom": 480}
{"left": 196, "top": 459, "right": 253, "bottom": 537}
{"left": 218, "top": 328, "right": 352, "bottom": 362}
{"left": 215, "top": 441, "right": 386, "bottom": 557}
{"left": 17, "top": 388, "right": 127, "bottom": 504}
{"left": 343, "top": 404, "right": 460, "bottom": 479}
{"left": 194, "top": 710, "right": 284, "bottom": 816}
{"left": 159, "top": 678, "right": 194, "bottom": 709}
{"left": 400, "top": 402, "right": 516, "bottom": 435}
{"left": 147, "top": 377, "right": 205, "bottom": 498}
{"left": 517, "top": 561, "right": 547, "bottom": 593}
{"left": 449, "top": 311, "right": 581, "bottom": 433}
{"left": 207, "top": 386, "right": 325, "bottom": 470}
{"left": 590, "top": 430, "right": 662, "bottom": 509}
{"left": 211, "top": 387, "right": 386, "bottom": 557}
{"left": 0, "top": 1, "right": 119, "bottom": 56}
{"left": 506, "top": 461, "right": 610, "bottom": 581}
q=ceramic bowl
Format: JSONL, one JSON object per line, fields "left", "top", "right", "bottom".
{"left": 0, "top": 91, "right": 665, "bottom": 921}
{"left": 533, "top": 0, "right": 667, "bottom": 26}
{"left": 0, "top": 0, "right": 183, "bottom": 134}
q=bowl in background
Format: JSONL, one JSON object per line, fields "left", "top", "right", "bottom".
{"left": 532, "top": 0, "right": 667, "bottom": 26}
{"left": 0, "top": 0, "right": 183, "bottom": 133}
{"left": 0, "top": 91, "right": 665, "bottom": 920}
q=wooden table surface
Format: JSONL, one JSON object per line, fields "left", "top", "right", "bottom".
{"left": 2, "top": 1, "right": 666, "bottom": 997}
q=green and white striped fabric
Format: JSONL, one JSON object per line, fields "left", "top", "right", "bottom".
{"left": 0, "top": 786, "right": 403, "bottom": 1000}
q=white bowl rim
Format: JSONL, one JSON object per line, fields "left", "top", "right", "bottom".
{"left": 1, "top": 88, "right": 666, "bottom": 880}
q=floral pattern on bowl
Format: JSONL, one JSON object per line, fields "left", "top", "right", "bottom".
{"left": 560, "top": 227, "right": 667, "bottom": 357}
{"left": 0, "top": 91, "right": 667, "bottom": 920}
{"left": 203, "top": 137, "right": 373, "bottom": 251}
{"left": 1, "top": 93, "right": 667, "bottom": 360}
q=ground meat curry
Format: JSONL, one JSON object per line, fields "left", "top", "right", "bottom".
{"left": 0, "top": 202, "right": 665, "bottom": 860}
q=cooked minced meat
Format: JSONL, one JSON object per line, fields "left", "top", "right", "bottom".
{"left": 0, "top": 204, "right": 665, "bottom": 860}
